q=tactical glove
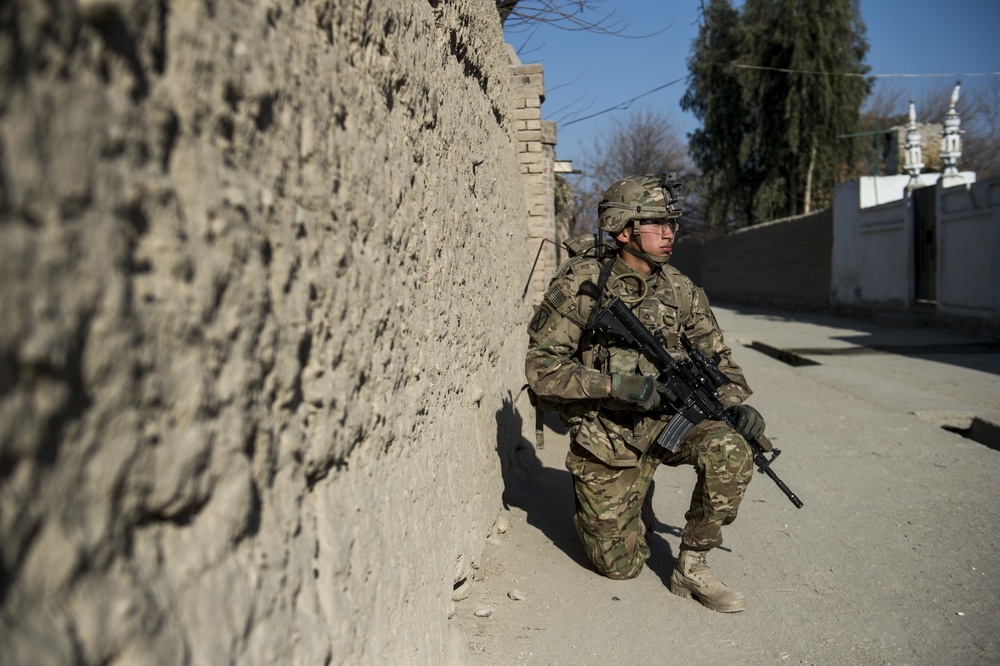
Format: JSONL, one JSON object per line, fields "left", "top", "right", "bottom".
{"left": 609, "top": 373, "right": 660, "bottom": 411}
{"left": 727, "top": 404, "right": 765, "bottom": 441}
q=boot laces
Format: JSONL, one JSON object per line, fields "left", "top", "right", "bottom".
{"left": 685, "top": 551, "right": 711, "bottom": 575}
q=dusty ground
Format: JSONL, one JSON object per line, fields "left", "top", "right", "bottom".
{"left": 450, "top": 304, "right": 1000, "bottom": 666}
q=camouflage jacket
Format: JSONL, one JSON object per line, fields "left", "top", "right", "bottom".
{"left": 525, "top": 251, "right": 752, "bottom": 468}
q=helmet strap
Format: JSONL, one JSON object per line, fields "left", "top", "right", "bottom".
{"left": 622, "top": 220, "right": 670, "bottom": 267}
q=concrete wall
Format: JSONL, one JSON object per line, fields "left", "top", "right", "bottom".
{"left": 669, "top": 238, "right": 704, "bottom": 286}
{"left": 831, "top": 173, "right": 1000, "bottom": 325}
{"left": 695, "top": 209, "right": 833, "bottom": 309}
{"left": 0, "top": 2, "right": 534, "bottom": 664}
{"left": 937, "top": 176, "right": 1000, "bottom": 321}
{"left": 831, "top": 175, "right": 920, "bottom": 308}
{"left": 672, "top": 172, "right": 1000, "bottom": 328}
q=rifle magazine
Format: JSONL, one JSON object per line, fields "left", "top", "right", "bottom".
{"left": 656, "top": 413, "right": 696, "bottom": 453}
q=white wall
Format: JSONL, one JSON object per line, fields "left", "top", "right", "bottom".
{"left": 832, "top": 173, "right": 1000, "bottom": 325}
{"left": 937, "top": 177, "right": 1000, "bottom": 320}
{"left": 831, "top": 176, "right": 912, "bottom": 307}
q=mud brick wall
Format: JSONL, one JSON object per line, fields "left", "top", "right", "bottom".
{"left": 0, "top": 1, "right": 533, "bottom": 663}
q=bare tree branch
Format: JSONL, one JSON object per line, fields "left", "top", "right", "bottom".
{"left": 497, "top": 0, "right": 521, "bottom": 24}
{"left": 498, "top": 1, "right": 671, "bottom": 38}
{"left": 570, "top": 107, "right": 698, "bottom": 236}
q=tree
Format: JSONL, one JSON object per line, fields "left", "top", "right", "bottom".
{"left": 681, "top": 0, "right": 757, "bottom": 230}
{"left": 842, "top": 82, "right": 908, "bottom": 179}
{"left": 569, "top": 107, "right": 697, "bottom": 237}
{"left": 497, "top": 1, "right": 628, "bottom": 34}
{"left": 684, "top": 0, "right": 871, "bottom": 225}
{"left": 760, "top": 0, "right": 871, "bottom": 216}
{"left": 961, "top": 77, "right": 1000, "bottom": 179}
{"left": 497, "top": 0, "right": 673, "bottom": 44}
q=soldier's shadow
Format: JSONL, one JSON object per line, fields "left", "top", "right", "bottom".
{"left": 496, "top": 403, "right": 684, "bottom": 584}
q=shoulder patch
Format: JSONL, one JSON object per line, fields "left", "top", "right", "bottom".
{"left": 544, "top": 284, "right": 568, "bottom": 309}
{"left": 528, "top": 279, "right": 579, "bottom": 343}
{"left": 529, "top": 305, "right": 552, "bottom": 336}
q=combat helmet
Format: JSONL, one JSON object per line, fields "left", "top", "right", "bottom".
{"left": 597, "top": 173, "right": 684, "bottom": 234}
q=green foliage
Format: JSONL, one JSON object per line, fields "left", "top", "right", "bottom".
{"left": 683, "top": 0, "right": 871, "bottom": 226}
{"left": 554, "top": 172, "right": 574, "bottom": 218}
{"left": 682, "top": 0, "right": 757, "bottom": 231}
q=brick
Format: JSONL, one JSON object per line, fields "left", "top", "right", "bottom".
{"left": 513, "top": 63, "right": 544, "bottom": 76}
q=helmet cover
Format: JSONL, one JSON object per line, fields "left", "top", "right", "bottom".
{"left": 597, "top": 173, "right": 683, "bottom": 233}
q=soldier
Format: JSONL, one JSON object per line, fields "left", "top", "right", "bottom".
{"left": 525, "top": 174, "right": 766, "bottom": 613}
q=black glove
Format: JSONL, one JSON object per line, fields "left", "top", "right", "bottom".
{"left": 609, "top": 373, "right": 660, "bottom": 411}
{"left": 727, "top": 404, "right": 766, "bottom": 441}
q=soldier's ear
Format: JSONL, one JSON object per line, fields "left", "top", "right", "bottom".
{"left": 615, "top": 226, "right": 632, "bottom": 244}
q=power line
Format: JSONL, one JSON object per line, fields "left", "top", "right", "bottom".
{"left": 731, "top": 64, "right": 1000, "bottom": 78}
{"left": 561, "top": 75, "right": 690, "bottom": 127}
{"left": 558, "top": 66, "right": 1000, "bottom": 129}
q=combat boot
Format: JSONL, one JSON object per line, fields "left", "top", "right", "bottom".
{"left": 669, "top": 549, "right": 746, "bottom": 613}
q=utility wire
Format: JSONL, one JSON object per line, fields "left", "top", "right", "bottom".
{"left": 561, "top": 75, "right": 690, "bottom": 127}
{"left": 732, "top": 64, "right": 1000, "bottom": 78}
{"left": 559, "top": 66, "right": 1000, "bottom": 129}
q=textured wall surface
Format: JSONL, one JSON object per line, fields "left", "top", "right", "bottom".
{"left": 0, "top": 1, "right": 531, "bottom": 663}
{"left": 700, "top": 209, "right": 833, "bottom": 309}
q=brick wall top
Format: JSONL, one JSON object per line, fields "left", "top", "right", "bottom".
{"left": 512, "top": 63, "right": 544, "bottom": 76}
{"left": 541, "top": 120, "right": 556, "bottom": 146}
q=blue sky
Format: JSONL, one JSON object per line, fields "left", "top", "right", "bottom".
{"left": 503, "top": 0, "right": 1000, "bottom": 164}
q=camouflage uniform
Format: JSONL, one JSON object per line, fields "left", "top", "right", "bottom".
{"left": 526, "top": 250, "right": 754, "bottom": 580}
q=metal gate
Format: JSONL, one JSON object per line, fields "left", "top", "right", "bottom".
{"left": 912, "top": 185, "right": 937, "bottom": 304}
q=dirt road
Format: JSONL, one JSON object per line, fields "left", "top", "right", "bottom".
{"left": 449, "top": 304, "right": 1000, "bottom": 666}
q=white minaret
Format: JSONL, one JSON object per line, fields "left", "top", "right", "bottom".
{"left": 903, "top": 99, "right": 924, "bottom": 180}
{"left": 940, "top": 82, "right": 962, "bottom": 176}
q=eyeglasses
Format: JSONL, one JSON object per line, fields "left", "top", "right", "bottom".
{"left": 638, "top": 220, "right": 679, "bottom": 236}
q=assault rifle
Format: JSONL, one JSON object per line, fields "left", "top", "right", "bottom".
{"left": 591, "top": 297, "right": 804, "bottom": 509}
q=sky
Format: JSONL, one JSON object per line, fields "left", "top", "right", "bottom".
{"left": 502, "top": 0, "right": 1000, "bottom": 166}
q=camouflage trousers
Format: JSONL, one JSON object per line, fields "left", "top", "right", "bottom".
{"left": 565, "top": 420, "right": 753, "bottom": 580}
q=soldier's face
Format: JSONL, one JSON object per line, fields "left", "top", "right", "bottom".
{"left": 623, "top": 219, "right": 676, "bottom": 257}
